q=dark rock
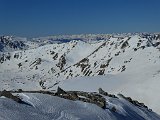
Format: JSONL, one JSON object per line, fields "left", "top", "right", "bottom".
{"left": 134, "top": 48, "right": 137, "bottom": 51}
{"left": 18, "top": 89, "right": 23, "bottom": 92}
{"left": 14, "top": 53, "right": 19, "bottom": 59}
{"left": 100, "top": 64, "right": 107, "bottom": 68}
{"left": 121, "top": 41, "right": 129, "bottom": 49}
{"left": 29, "top": 58, "right": 42, "bottom": 67}
{"left": 79, "top": 58, "right": 89, "bottom": 63}
{"left": 39, "top": 80, "right": 46, "bottom": 89}
{"left": 18, "top": 63, "right": 22, "bottom": 68}
{"left": 50, "top": 51, "right": 55, "bottom": 55}
{"left": 137, "top": 43, "right": 141, "bottom": 47}
{"left": 98, "top": 88, "right": 108, "bottom": 96}
{"left": 115, "top": 51, "right": 120, "bottom": 56}
{"left": 0, "top": 90, "right": 21, "bottom": 103}
{"left": 121, "top": 65, "right": 126, "bottom": 72}
{"left": 35, "top": 66, "right": 38, "bottom": 70}
{"left": 98, "top": 69, "right": 105, "bottom": 75}
{"left": 56, "top": 54, "right": 66, "bottom": 70}
{"left": 111, "top": 106, "right": 117, "bottom": 112}
{"left": 141, "top": 46, "right": 145, "bottom": 49}
{"left": 98, "top": 88, "right": 117, "bottom": 98}
{"left": 94, "top": 62, "right": 97, "bottom": 67}
{"left": 118, "top": 94, "right": 148, "bottom": 109}
{"left": 154, "top": 42, "right": 160, "bottom": 47}
{"left": 108, "top": 94, "right": 117, "bottom": 98}
{"left": 53, "top": 53, "right": 58, "bottom": 60}
{"left": 56, "top": 87, "right": 67, "bottom": 95}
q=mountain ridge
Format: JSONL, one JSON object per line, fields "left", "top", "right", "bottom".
{"left": 0, "top": 33, "right": 160, "bottom": 114}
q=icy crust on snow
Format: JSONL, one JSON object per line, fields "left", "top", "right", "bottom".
{"left": 0, "top": 93, "right": 160, "bottom": 120}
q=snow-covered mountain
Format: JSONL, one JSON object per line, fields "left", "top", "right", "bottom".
{"left": 0, "top": 33, "right": 160, "bottom": 116}
{"left": 0, "top": 34, "right": 111, "bottom": 52}
{"left": 1, "top": 91, "right": 160, "bottom": 120}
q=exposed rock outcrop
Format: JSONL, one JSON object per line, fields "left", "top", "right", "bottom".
{"left": 56, "top": 54, "right": 66, "bottom": 70}
{"left": 118, "top": 94, "right": 149, "bottom": 110}
{"left": 0, "top": 90, "right": 21, "bottom": 103}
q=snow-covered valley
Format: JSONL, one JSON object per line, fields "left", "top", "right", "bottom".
{"left": 0, "top": 33, "right": 160, "bottom": 119}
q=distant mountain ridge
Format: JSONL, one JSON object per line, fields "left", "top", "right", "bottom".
{"left": 1, "top": 33, "right": 159, "bottom": 52}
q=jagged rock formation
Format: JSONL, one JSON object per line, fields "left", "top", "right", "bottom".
{"left": 0, "top": 36, "right": 27, "bottom": 52}
{"left": 118, "top": 93, "right": 149, "bottom": 110}
{"left": 0, "top": 90, "right": 21, "bottom": 102}
{"left": 56, "top": 87, "right": 107, "bottom": 109}
{"left": 1, "top": 89, "right": 160, "bottom": 120}
{"left": 0, "top": 87, "right": 149, "bottom": 110}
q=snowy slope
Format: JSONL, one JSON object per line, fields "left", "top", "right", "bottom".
{"left": 0, "top": 33, "right": 160, "bottom": 114}
{"left": 0, "top": 93, "right": 160, "bottom": 120}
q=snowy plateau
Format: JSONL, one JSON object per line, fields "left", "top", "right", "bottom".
{"left": 0, "top": 33, "right": 160, "bottom": 120}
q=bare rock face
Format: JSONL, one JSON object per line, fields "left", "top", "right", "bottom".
{"left": 56, "top": 86, "right": 67, "bottom": 95}
{"left": 100, "top": 58, "right": 112, "bottom": 69}
{"left": 14, "top": 53, "right": 19, "bottom": 59}
{"left": 53, "top": 53, "right": 58, "bottom": 60}
{"left": 0, "top": 53, "right": 11, "bottom": 63}
{"left": 98, "top": 88, "right": 108, "bottom": 96}
{"left": 118, "top": 94, "right": 149, "bottom": 110}
{"left": 29, "top": 58, "right": 42, "bottom": 68}
{"left": 121, "top": 65, "right": 126, "bottom": 72}
{"left": 0, "top": 90, "right": 21, "bottom": 103}
{"left": 98, "top": 69, "right": 105, "bottom": 75}
{"left": 76, "top": 58, "right": 90, "bottom": 73}
{"left": 98, "top": 88, "right": 117, "bottom": 98}
{"left": 55, "top": 87, "right": 107, "bottom": 109}
{"left": 0, "top": 36, "right": 26, "bottom": 52}
{"left": 39, "top": 80, "right": 46, "bottom": 89}
{"left": 0, "top": 88, "right": 152, "bottom": 112}
{"left": 111, "top": 106, "right": 117, "bottom": 112}
{"left": 56, "top": 54, "right": 66, "bottom": 70}
{"left": 18, "top": 63, "right": 22, "bottom": 68}
{"left": 121, "top": 41, "right": 129, "bottom": 49}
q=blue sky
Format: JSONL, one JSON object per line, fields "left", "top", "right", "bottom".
{"left": 0, "top": 0, "right": 160, "bottom": 37}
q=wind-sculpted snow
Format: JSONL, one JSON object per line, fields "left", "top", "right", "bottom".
{"left": 0, "top": 33, "right": 160, "bottom": 114}
{"left": 0, "top": 93, "right": 160, "bottom": 120}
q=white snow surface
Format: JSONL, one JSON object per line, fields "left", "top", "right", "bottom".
{"left": 0, "top": 93, "right": 160, "bottom": 120}
{"left": 0, "top": 33, "right": 160, "bottom": 115}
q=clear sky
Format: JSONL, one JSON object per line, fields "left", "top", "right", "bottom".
{"left": 0, "top": 0, "right": 160, "bottom": 37}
